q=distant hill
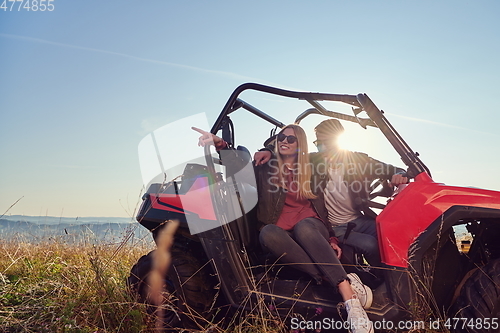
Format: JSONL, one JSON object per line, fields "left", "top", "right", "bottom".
{"left": 0, "top": 216, "right": 152, "bottom": 244}
{"left": 0, "top": 215, "right": 133, "bottom": 225}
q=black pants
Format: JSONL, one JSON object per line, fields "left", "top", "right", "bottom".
{"left": 259, "top": 217, "right": 348, "bottom": 288}
{"left": 332, "top": 215, "right": 382, "bottom": 267}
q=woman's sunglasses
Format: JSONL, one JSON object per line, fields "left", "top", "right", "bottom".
{"left": 277, "top": 133, "right": 298, "bottom": 144}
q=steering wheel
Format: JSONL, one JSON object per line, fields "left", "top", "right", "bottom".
{"left": 365, "top": 178, "right": 395, "bottom": 210}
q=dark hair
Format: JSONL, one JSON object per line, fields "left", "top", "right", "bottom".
{"left": 314, "top": 119, "right": 344, "bottom": 137}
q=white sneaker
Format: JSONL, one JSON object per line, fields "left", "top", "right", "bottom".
{"left": 347, "top": 273, "right": 373, "bottom": 309}
{"left": 345, "top": 297, "right": 374, "bottom": 333}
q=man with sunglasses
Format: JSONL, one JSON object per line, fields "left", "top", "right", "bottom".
{"left": 255, "top": 119, "right": 408, "bottom": 271}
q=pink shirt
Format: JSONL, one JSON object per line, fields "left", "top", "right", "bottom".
{"left": 275, "top": 170, "right": 319, "bottom": 230}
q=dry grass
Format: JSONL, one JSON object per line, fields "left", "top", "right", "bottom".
{"left": 0, "top": 236, "right": 156, "bottom": 333}
{"left": 0, "top": 226, "right": 453, "bottom": 333}
{"left": 0, "top": 233, "right": 282, "bottom": 333}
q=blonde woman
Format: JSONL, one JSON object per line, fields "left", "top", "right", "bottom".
{"left": 193, "top": 125, "right": 373, "bottom": 333}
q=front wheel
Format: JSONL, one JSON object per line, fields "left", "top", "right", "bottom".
{"left": 127, "top": 248, "right": 215, "bottom": 330}
{"left": 453, "top": 258, "right": 500, "bottom": 333}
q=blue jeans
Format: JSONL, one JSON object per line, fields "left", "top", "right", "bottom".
{"left": 332, "top": 215, "right": 381, "bottom": 267}
{"left": 259, "top": 217, "right": 348, "bottom": 288}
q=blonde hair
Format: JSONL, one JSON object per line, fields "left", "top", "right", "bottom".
{"left": 274, "top": 124, "right": 316, "bottom": 200}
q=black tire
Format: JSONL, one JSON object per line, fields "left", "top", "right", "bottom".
{"left": 127, "top": 248, "right": 215, "bottom": 330}
{"left": 453, "top": 258, "right": 500, "bottom": 333}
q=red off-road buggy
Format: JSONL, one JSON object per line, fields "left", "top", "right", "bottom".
{"left": 128, "top": 83, "right": 500, "bottom": 332}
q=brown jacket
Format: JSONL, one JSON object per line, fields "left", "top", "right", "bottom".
{"left": 309, "top": 150, "right": 405, "bottom": 217}
{"left": 219, "top": 148, "right": 333, "bottom": 236}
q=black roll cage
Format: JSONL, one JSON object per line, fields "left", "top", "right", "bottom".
{"left": 210, "top": 83, "right": 430, "bottom": 179}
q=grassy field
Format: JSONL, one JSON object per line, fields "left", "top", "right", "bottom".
{"left": 0, "top": 235, "right": 158, "bottom": 333}
{"left": 0, "top": 233, "right": 286, "bottom": 333}
{"left": 0, "top": 232, "right": 445, "bottom": 333}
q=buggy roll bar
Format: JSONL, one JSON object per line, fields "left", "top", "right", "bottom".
{"left": 232, "top": 98, "right": 286, "bottom": 129}
{"left": 356, "top": 93, "right": 431, "bottom": 178}
{"left": 210, "top": 83, "right": 361, "bottom": 133}
{"left": 211, "top": 82, "right": 430, "bottom": 179}
{"left": 294, "top": 105, "right": 377, "bottom": 129}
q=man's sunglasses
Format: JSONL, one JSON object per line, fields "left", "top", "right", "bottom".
{"left": 313, "top": 140, "right": 322, "bottom": 146}
{"left": 277, "top": 133, "right": 298, "bottom": 144}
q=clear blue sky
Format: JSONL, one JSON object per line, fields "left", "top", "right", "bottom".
{"left": 1, "top": 0, "right": 499, "bottom": 218}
